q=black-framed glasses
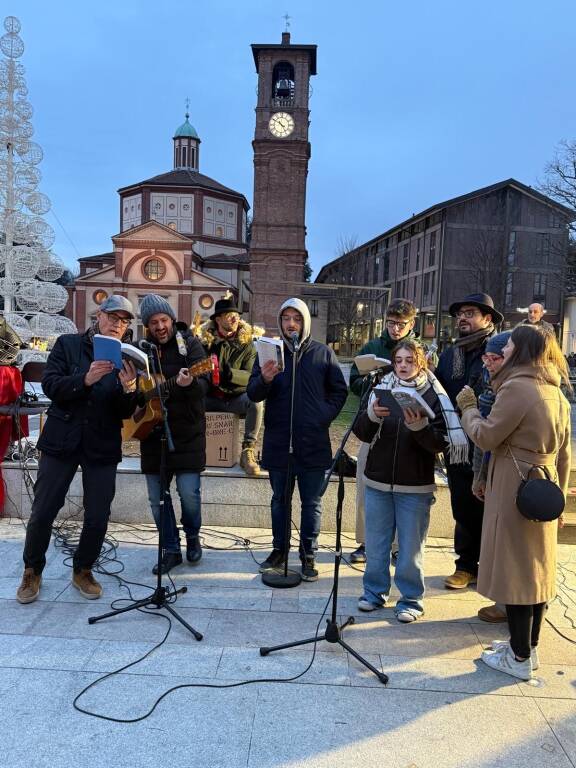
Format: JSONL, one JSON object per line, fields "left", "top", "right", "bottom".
{"left": 386, "top": 319, "right": 410, "bottom": 330}
{"left": 455, "top": 309, "right": 480, "bottom": 319}
{"left": 105, "top": 312, "right": 131, "bottom": 327}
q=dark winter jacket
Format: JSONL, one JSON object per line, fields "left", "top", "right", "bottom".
{"left": 349, "top": 330, "right": 437, "bottom": 396}
{"left": 140, "top": 324, "right": 210, "bottom": 474}
{"left": 38, "top": 330, "right": 137, "bottom": 464}
{"left": 248, "top": 340, "right": 347, "bottom": 470}
{"left": 353, "top": 385, "right": 447, "bottom": 492}
{"left": 435, "top": 338, "right": 493, "bottom": 405}
{"left": 200, "top": 319, "right": 263, "bottom": 398}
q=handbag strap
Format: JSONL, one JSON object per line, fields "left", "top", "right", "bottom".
{"left": 506, "top": 443, "right": 526, "bottom": 481}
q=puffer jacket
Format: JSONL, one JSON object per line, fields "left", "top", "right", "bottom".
{"left": 200, "top": 319, "right": 263, "bottom": 397}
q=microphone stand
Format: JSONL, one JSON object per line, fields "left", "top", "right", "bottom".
{"left": 260, "top": 367, "right": 389, "bottom": 684}
{"left": 261, "top": 335, "right": 302, "bottom": 587}
{"left": 88, "top": 343, "right": 203, "bottom": 640}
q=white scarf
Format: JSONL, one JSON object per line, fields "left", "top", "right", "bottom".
{"left": 377, "top": 369, "right": 469, "bottom": 465}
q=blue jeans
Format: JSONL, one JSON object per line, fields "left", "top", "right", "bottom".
{"left": 362, "top": 485, "right": 433, "bottom": 614}
{"left": 145, "top": 472, "right": 202, "bottom": 553}
{"left": 268, "top": 464, "right": 326, "bottom": 556}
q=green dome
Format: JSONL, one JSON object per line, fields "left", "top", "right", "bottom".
{"left": 174, "top": 114, "right": 199, "bottom": 139}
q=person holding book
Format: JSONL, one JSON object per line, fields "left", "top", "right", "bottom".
{"left": 139, "top": 294, "right": 210, "bottom": 574}
{"left": 247, "top": 298, "right": 348, "bottom": 581}
{"left": 348, "top": 299, "right": 436, "bottom": 564}
{"left": 456, "top": 325, "right": 571, "bottom": 680}
{"left": 435, "top": 292, "right": 500, "bottom": 589}
{"left": 353, "top": 339, "right": 468, "bottom": 622}
{"left": 16, "top": 295, "right": 138, "bottom": 604}
{"left": 199, "top": 296, "right": 264, "bottom": 476}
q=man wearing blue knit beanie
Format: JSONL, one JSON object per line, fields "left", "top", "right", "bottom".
{"left": 138, "top": 294, "right": 210, "bottom": 574}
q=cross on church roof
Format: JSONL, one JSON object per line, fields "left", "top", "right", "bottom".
{"left": 283, "top": 13, "right": 291, "bottom": 31}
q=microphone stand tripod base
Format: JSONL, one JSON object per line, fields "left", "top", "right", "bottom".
{"left": 261, "top": 567, "right": 302, "bottom": 588}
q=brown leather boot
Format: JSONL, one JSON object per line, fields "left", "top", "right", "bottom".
{"left": 444, "top": 569, "right": 476, "bottom": 589}
{"left": 16, "top": 568, "right": 42, "bottom": 604}
{"left": 478, "top": 604, "right": 507, "bottom": 623}
{"left": 72, "top": 569, "right": 102, "bottom": 599}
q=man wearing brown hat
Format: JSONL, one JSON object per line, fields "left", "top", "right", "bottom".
{"left": 435, "top": 292, "right": 502, "bottom": 589}
{"left": 199, "top": 296, "right": 264, "bottom": 476}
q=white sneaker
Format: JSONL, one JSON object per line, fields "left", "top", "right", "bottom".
{"left": 481, "top": 645, "right": 533, "bottom": 680}
{"left": 357, "top": 598, "right": 384, "bottom": 612}
{"left": 490, "top": 640, "right": 539, "bottom": 671}
{"left": 396, "top": 611, "right": 418, "bottom": 624}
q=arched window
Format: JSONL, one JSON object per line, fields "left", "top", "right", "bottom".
{"left": 272, "top": 61, "right": 295, "bottom": 107}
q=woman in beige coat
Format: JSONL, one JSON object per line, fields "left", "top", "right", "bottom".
{"left": 456, "top": 325, "right": 571, "bottom": 680}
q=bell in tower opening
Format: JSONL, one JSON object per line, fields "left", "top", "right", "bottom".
{"left": 272, "top": 62, "right": 295, "bottom": 107}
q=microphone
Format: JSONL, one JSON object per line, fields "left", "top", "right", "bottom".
{"left": 138, "top": 339, "right": 157, "bottom": 351}
{"left": 291, "top": 332, "right": 301, "bottom": 351}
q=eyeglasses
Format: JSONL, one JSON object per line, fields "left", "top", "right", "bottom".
{"left": 105, "top": 312, "right": 131, "bottom": 327}
{"left": 386, "top": 319, "right": 410, "bottom": 330}
{"left": 482, "top": 354, "right": 502, "bottom": 364}
{"left": 455, "top": 309, "right": 481, "bottom": 319}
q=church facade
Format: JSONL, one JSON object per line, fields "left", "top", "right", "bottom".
{"left": 69, "top": 113, "right": 251, "bottom": 335}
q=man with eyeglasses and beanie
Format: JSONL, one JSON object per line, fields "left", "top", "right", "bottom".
{"left": 139, "top": 294, "right": 210, "bottom": 575}
{"left": 247, "top": 298, "right": 348, "bottom": 581}
{"left": 199, "top": 295, "right": 264, "bottom": 476}
{"left": 348, "top": 299, "right": 437, "bottom": 563}
{"left": 435, "top": 292, "right": 501, "bottom": 589}
{"left": 16, "top": 295, "right": 138, "bottom": 604}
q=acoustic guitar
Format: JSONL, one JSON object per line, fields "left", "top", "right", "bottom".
{"left": 122, "top": 356, "right": 215, "bottom": 442}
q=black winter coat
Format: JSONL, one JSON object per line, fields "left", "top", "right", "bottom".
{"left": 38, "top": 331, "right": 137, "bottom": 464}
{"left": 353, "top": 386, "right": 447, "bottom": 490}
{"left": 435, "top": 339, "right": 493, "bottom": 405}
{"left": 140, "top": 326, "right": 209, "bottom": 474}
{"left": 247, "top": 339, "right": 347, "bottom": 471}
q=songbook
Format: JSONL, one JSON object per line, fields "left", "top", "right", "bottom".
{"left": 374, "top": 386, "right": 436, "bottom": 420}
{"left": 256, "top": 337, "right": 284, "bottom": 371}
{"left": 354, "top": 353, "right": 391, "bottom": 375}
{"left": 93, "top": 335, "right": 149, "bottom": 375}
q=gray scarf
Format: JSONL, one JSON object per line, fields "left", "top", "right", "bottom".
{"left": 451, "top": 325, "right": 494, "bottom": 379}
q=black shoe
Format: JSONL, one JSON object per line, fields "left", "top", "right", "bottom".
{"left": 186, "top": 536, "right": 202, "bottom": 564}
{"left": 350, "top": 544, "right": 366, "bottom": 564}
{"left": 301, "top": 555, "right": 318, "bottom": 582}
{"left": 152, "top": 551, "right": 183, "bottom": 575}
{"left": 259, "top": 549, "right": 285, "bottom": 573}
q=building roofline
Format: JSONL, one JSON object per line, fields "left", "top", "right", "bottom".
{"left": 315, "top": 178, "right": 576, "bottom": 282}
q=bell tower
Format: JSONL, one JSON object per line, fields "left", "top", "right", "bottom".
{"left": 249, "top": 32, "right": 317, "bottom": 332}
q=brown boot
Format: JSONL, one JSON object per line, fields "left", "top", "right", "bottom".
{"left": 444, "top": 569, "right": 476, "bottom": 589}
{"left": 72, "top": 569, "right": 102, "bottom": 600}
{"left": 478, "top": 604, "right": 507, "bottom": 623}
{"left": 16, "top": 568, "right": 42, "bottom": 604}
{"left": 240, "top": 445, "right": 260, "bottom": 476}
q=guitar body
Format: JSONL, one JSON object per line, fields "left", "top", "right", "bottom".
{"left": 122, "top": 375, "right": 164, "bottom": 442}
{"left": 122, "top": 356, "right": 214, "bottom": 442}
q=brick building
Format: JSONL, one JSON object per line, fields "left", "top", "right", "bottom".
{"left": 316, "top": 179, "right": 574, "bottom": 353}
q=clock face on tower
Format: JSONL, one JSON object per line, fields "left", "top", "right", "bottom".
{"left": 268, "top": 112, "right": 295, "bottom": 138}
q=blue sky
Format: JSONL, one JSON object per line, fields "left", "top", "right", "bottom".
{"left": 9, "top": 0, "right": 576, "bottom": 277}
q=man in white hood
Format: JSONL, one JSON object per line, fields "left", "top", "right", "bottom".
{"left": 247, "top": 298, "right": 347, "bottom": 581}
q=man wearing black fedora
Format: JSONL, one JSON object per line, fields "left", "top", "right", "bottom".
{"left": 200, "top": 296, "right": 264, "bottom": 476}
{"left": 435, "top": 292, "right": 502, "bottom": 590}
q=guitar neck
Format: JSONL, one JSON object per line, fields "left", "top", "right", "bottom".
{"left": 139, "top": 358, "right": 212, "bottom": 402}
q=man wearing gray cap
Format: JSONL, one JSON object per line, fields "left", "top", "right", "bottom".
{"left": 16, "top": 295, "right": 138, "bottom": 604}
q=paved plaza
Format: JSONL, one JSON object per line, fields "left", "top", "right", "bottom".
{"left": 1, "top": 517, "right": 576, "bottom": 768}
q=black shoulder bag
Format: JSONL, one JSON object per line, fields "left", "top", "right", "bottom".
{"left": 508, "top": 445, "right": 565, "bottom": 523}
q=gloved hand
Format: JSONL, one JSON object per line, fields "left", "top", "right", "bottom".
{"left": 456, "top": 385, "right": 477, "bottom": 413}
{"left": 219, "top": 360, "right": 232, "bottom": 385}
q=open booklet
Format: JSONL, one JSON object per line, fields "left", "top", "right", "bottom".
{"left": 374, "top": 386, "right": 436, "bottom": 420}
{"left": 256, "top": 337, "right": 284, "bottom": 371}
{"left": 93, "top": 334, "right": 149, "bottom": 375}
{"left": 354, "top": 353, "right": 391, "bottom": 375}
